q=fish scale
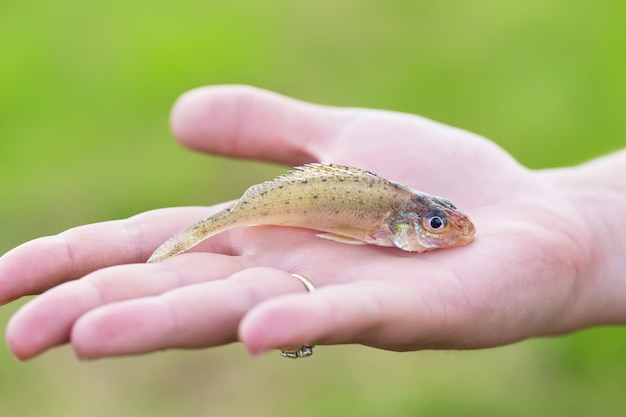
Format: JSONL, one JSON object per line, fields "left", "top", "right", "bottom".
{"left": 147, "top": 163, "right": 475, "bottom": 263}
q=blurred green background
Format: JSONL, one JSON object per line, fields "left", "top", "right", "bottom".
{"left": 1, "top": 0, "right": 625, "bottom": 416}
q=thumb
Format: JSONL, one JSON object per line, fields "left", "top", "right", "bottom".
{"left": 170, "top": 85, "right": 349, "bottom": 165}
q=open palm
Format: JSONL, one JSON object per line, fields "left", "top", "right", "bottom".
{"left": 0, "top": 86, "right": 597, "bottom": 360}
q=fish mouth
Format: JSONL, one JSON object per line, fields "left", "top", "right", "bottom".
{"left": 453, "top": 215, "right": 476, "bottom": 241}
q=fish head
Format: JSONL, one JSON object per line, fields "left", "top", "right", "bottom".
{"left": 385, "top": 194, "right": 476, "bottom": 252}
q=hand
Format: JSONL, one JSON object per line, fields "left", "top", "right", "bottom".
{"left": 1, "top": 85, "right": 622, "bottom": 360}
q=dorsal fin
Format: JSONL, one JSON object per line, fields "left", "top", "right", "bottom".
{"left": 273, "top": 163, "right": 382, "bottom": 183}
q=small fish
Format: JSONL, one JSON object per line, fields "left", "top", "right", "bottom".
{"left": 147, "top": 163, "right": 475, "bottom": 263}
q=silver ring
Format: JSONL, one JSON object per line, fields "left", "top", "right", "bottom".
{"left": 279, "top": 273, "right": 317, "bottom": 359}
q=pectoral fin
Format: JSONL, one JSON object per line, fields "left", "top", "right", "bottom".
{"left": 315, "top": 233, "right": 368, "bottom": 245}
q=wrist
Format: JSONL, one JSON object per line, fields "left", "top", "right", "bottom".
{"left": 541, "top": 157, "right": 626, "bottom": 327}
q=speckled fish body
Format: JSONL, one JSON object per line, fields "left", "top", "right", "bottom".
{"left": 147, "top": 164, "right": 475, "bottom": 263}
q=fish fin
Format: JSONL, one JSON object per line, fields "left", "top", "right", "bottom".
{"left": 315, "top": 233, "right": 368, "bottom": 245}
{"left": 275, "top": 163, "right": 382, "bottom": 183}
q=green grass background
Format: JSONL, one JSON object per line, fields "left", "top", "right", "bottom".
{"left": 1, "top": 0, "right": 625, "bottom": 416}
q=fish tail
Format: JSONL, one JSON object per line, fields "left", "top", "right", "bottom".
{"left": 147, "top": 207, "right": 239, "bottom": 263}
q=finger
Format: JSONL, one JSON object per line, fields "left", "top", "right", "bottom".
{"left": 170, "top": 85, "right": 352, "bottom": 165}
{"left": 239, "top": 280, "right": 460, "bottom": 355}
{"left": 70, "top": 267, "right": 310, "bottom": 359}
{"left": 0, "top": 206, "right": 219, "bottom": 304}
{"left": 5, "top": 252, "right": 248, "bottom": 360}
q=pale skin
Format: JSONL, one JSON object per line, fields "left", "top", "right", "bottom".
{"left": 1, "top": 85, "right": 625, "bottom": 361}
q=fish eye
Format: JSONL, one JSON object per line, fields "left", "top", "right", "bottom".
{"left": 430, "top": 217, "right": 444, "bottom": 229}
{"left": 423, "top": 211, "right": 449, "bottom": 233}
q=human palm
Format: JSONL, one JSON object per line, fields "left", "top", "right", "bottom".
{"left": 0, "top": 86, "right": 595, "bottom": 360}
